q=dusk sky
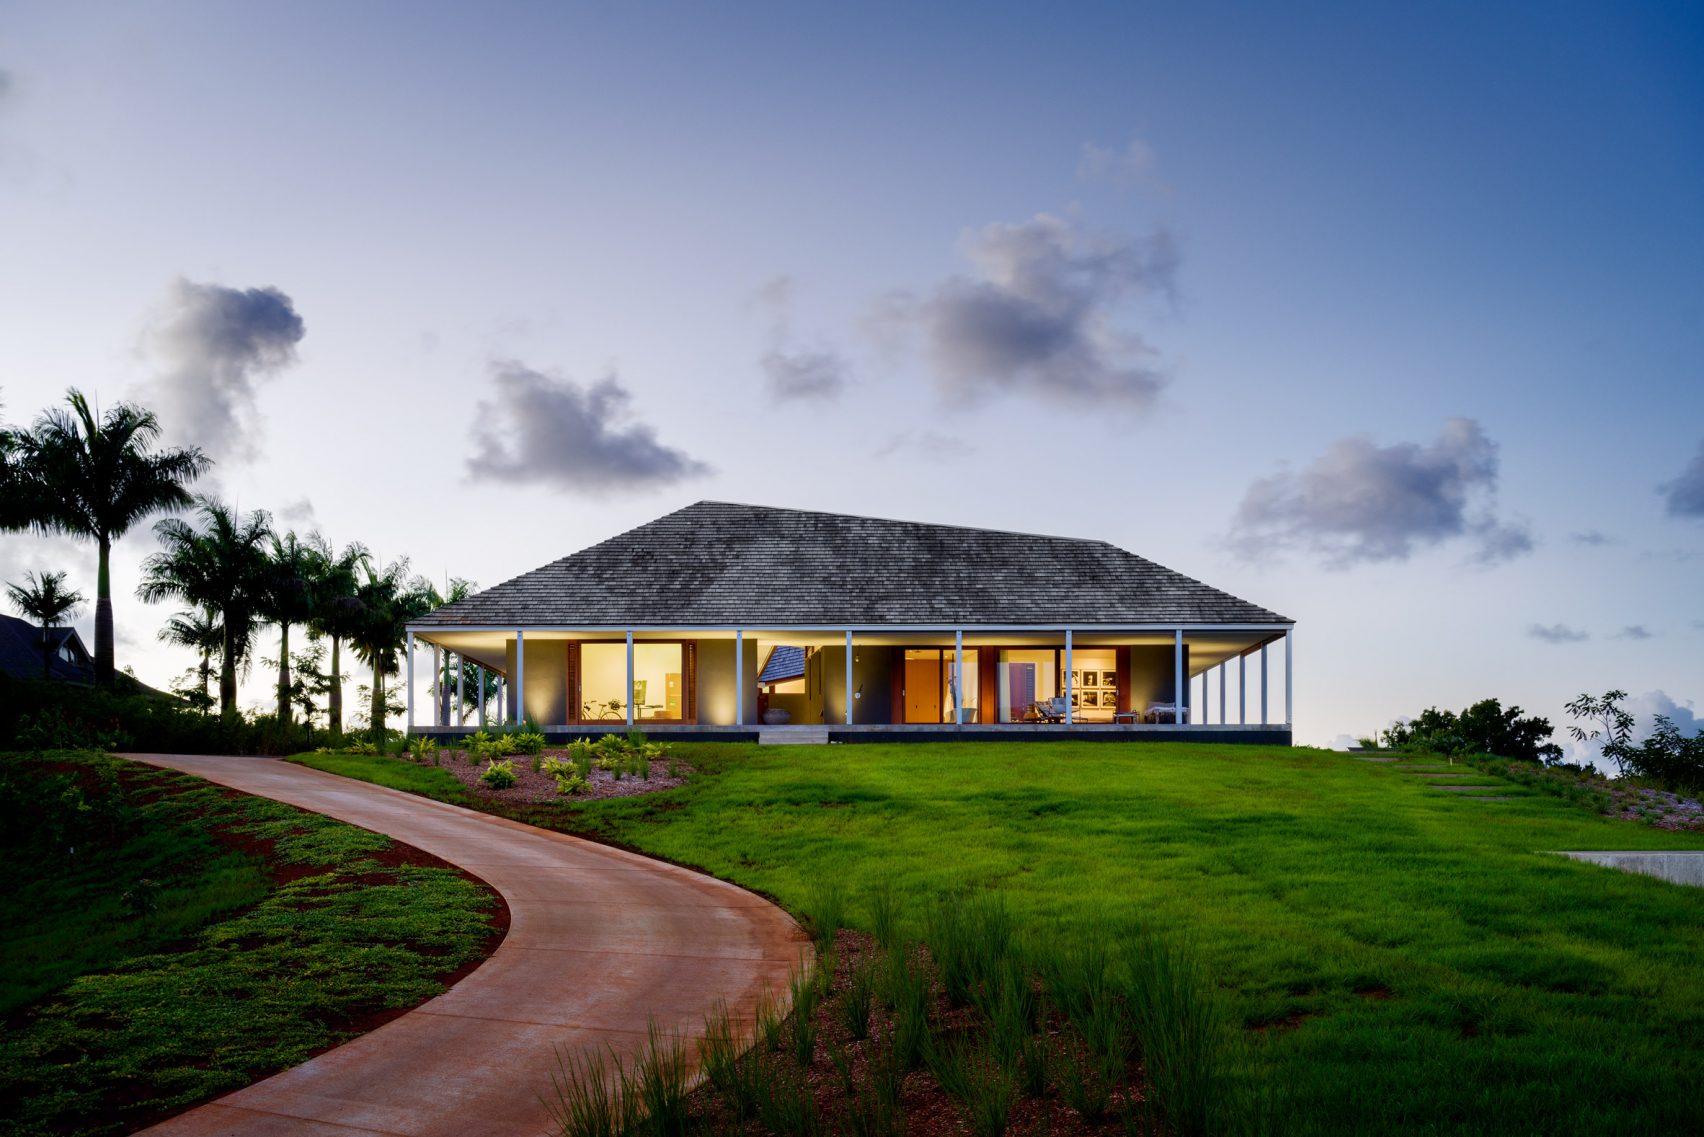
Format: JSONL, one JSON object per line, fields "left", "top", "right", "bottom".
{"left": 3, "top": 2, "right": 1701, "bottom": 752}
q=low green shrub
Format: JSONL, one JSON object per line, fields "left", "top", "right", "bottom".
{"left": 478, "top": 759, "right": 518, "bottom": 790}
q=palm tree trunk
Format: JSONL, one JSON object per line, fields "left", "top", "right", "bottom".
{"left": 276, "top": 622, "right": 291, "bottom": 725}
{"left": 329, "top": 636, "right": 343, "bottom": 735}
{"left": 198, "top": 648, "right": 211, "bottom": 712}
{"left": 41, "top": 629, "right": 52, "bottom": 680}
{"left": 95, "top": 535, "right": 114, "bottom": 687}
{"left": 220, "top": 621, "right": 238, "bottom": 715}
{"left": 371, "top": 660, "right": 385, "bottom": 741}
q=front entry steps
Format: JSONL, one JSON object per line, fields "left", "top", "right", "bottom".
{"left": 760, "top": 727, "right": 831, "bottom": 745}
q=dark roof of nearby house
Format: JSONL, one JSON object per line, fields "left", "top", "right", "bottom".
{"left": 415, "top": 501, "right": 1289, "bottom": 629}
{"left": 758, "top": 645, "right": 807, "bottom": 684}
{"left": 0, "top": 614, "right": 94, "bottom": 683}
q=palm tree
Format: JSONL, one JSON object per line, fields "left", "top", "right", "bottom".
{"left": 4, "top": 570, "right": 85, "bottom": 678}
{"left": 158, "top": 606, "right": 223, "bottom": 712}
{"left": 0, "top": 402, "right": 39, "bottom": 533}
{"left": 262, "top": 530, "right": 320, "bottom": 726}
{"left": 139, "top": 497, "right": 273, "bottom": 715}
{"left": 347, "top": 558, "right": 435, "bottom": 740}
{"left": 16, "top": 389, "right": 209, "bottom": 686}
{"left": 305, "top": 535, "right": 369, "bottom": 735}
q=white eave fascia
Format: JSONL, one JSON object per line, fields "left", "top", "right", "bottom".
{"left": 405, "top": 621, "right": 1296, "bottom": 634}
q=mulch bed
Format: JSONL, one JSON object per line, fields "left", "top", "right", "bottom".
{"left": 426, "top": 747, "right": 693, "bottom": 803}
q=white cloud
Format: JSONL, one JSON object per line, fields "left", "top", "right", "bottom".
{"left": 1659, "top": 439, "right": 1704, "bottom": 519}
{"left": 465, "top": 361, "right": 711, "bottom": 495}
{"left": 877, "top": 213, "right": 1177, "bottom": 408}
{"left": 142, "top": 278, "right": 306, "bottom": 461}
{"left": 1227, "top": 418, "right": 1534, "bottom": 568}
{"left": 1529, "top": 623, "right": 1589, "bottom": 644}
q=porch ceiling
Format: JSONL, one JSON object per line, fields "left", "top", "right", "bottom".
{"left": 414, "top": 627, "right": 1283, "bottom": 679}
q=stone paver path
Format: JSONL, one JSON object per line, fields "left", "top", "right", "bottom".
{"left": 125, "top": 754, "right": 809, "bottom": 1137}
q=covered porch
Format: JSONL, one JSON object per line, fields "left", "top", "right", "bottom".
{"left": 402, "top": 623, "right": 1294, "bottom": 742}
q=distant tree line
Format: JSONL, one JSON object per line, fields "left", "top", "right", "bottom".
{"left": 1371, "top": 692, "right": 1704, "bottom": 794}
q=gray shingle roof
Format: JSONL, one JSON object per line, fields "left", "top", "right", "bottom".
{"left": 0, "top": 614, "right": 94, "bottom": 683}
{"left": 414, "top": 501, "right": 1289, "bottom": 628}
{"left": 758, "top": 645, "right": 807, "bottom": 684}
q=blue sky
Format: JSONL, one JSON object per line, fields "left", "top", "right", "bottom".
{"left": 2, "top": 1, "right": 1701, "bottom": 748}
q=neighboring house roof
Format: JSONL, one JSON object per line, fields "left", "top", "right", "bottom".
{"left": 758, "top": 644, "right": 807, "bottom": 685}
{"left": 416, "top": 501, "right": 1289, "bottom": 628}
{"left": 0, "top": 614, "right": 95, "bottom": 683}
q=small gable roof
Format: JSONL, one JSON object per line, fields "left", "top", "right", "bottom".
{"left": 415, "top": 502, "right": 1288, "bottom": 629}
{"left": 0, "top": 614, "right": 94, "bottom": 683}
{"left": 758, "top": 645, "right": 807, "bottom": 684}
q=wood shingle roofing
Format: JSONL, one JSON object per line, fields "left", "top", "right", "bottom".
{"left": 414, "top": 501, "right": 1290, "bottom": 628}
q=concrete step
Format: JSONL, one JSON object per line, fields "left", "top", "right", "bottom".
{"left": 759, "top": 728, "right": 831, "bottom": 746}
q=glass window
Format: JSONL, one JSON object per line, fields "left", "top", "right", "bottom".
{"left": 997, "top": 650, "right": 1058, "bottom": 722}
{"left": 580, "top": 642, "right": 686, "bottom": 721}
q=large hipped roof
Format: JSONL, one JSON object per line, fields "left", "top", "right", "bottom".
{"left": 414, "top": 501, "right": 1289, "bottom": 628}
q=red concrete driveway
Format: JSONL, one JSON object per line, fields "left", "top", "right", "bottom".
{"left": 125, "top": 754, "right": 809, "bottom": 1137}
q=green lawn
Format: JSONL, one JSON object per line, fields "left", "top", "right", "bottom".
{"left": 298, "top": 741, "right": 1704, "bottom": 1135}
{"left": 0, "top": 751, "right": 501, "bottom": 1137}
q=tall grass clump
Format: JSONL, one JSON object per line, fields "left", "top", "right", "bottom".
{"left": 788, "top": 967, "right": 822, "bottom": 1067}
{"left": 867, "top": 882, "right": 902, "bottom": 949}
{"left": 925, "top": 892, "right": 1014, "bottom": 1007}
{"left": 838, "top": 952, "right": 875, "bottom": 1041}
{"left": 698, "top": 1003, "right": 760, "bottom": 1121}
{"left": 545, "top": 1046, "right": 630, "bottom": 1137}
{"left": 755, "top": 986, "right": 786, "bottom": 1054}
{"left": 1121, "top": 932, "right": 1231, "bottom": 1137}
{"left": 756, "top": 1062, "right": 822, "bottom": 1137}
{"left": 806, "top": 879, "right": 847, "bottom": 950}
{"left": 841, "top": 1041, "right": 905, "bottom": 1137}
{"left": 927, "top": 1033, "right": 1020, "bottom": 1137}
{"left": 630, "top": 1023, "right": 691, "bottom": 1137}
{"left": 882, "top": 945, "right": 933, "bottom": 1071}
{"left": 984, "top": 959, "right": 1047, "bottom": 1096}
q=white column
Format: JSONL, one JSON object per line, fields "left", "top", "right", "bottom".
{"left": 1174, "top": 629, "right": 1184, "bottom": 724}
{"left": 1285, "top": 629, "right": 1294, "bottom": 727}
{"left": 1239, "top": 654, "right": 1247, "bottom": 724}
{"left": 735, "top": 630, "right": 744, "bottom": 726}
{"left": 845, "top": 629, "right": 855, "bottom": 726}
{"left": 432, "top": 645, "right": 441, "bottom": 727}
{"left": 1260, "top": 643, "right": 1269, "bottom": 726}
{"left": 515, "top": 630, "right": 525, "bottom": 726}
{"left": 953, "top": 630, "right": 964, "bottom": 726}
{"left": 625, "top": 630, "right": 635, "bottom": 728}
{"left": 1219, "top": 663, "right": 1227, "bottom": 724}
{"left": 477, "top": 665, "right": 486, "bottom": 728}
{"left": 456, "top": 653, "right": 465, "bottom": 727}
{"left": 1064, "top": 629, "right": 1074, "bottom": 726}
{"left": 405, "top": 630, "right": 415, "bottom": 731}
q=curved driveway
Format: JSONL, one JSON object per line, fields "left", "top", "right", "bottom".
{"left": 126, "top": 754, "right": 809, "bottom": 1137}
